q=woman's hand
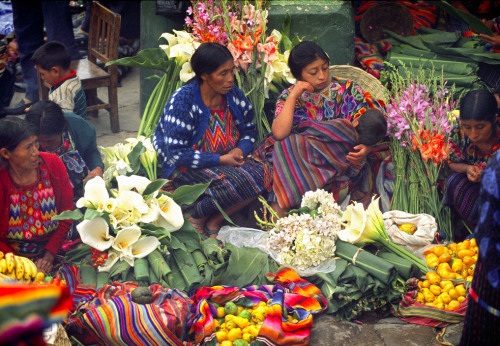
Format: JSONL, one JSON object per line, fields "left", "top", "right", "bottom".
{"left": 35, "top": 251, "right": 55, "bottom": 274}
{"left": 290, "top": 81, "right": 314, "bottom": 98}
{"left": 479, "top": 33, "right": 500, "bottom": 48}
{"left": 83, "top": 166, "right": 103, "bottom": 182}
{"left": 346, "top": 144, "right": 372, "bottom": 166}
{"left": 220, "top": 148, "right": 244, "bottom": 167}
{"left": 466, "top": 165, "right": 482, "bottom": 183}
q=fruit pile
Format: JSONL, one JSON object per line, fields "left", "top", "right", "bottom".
{"left": 415, "top": 239, "right": 478, "bottom": 310}
{"left": 211, "top": 300, "right": 282, "bottom": 346}
{"left": 0, "top": 251, "right": 44, "bottom": 283}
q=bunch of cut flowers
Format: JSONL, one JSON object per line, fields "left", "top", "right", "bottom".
{"left": 385, "top": 64, "right": 456, "bottom": 240}
{"left": 256, "top": 189, "right": 342, "bottom": 272}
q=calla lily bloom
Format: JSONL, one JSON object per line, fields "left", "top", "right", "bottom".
{"left": 130, "top": 236, "right": 161, "bottom": 259}
{"left": 115, "top": 190, "right": 150, "bottom": 214}
{"left": 112, "top": 225, "right": 141, "bottom": 256}
{"left": 76, "top": 216, "right": 114, "bottom": 252}
{"left": 76, "top": 176, "right": 109, "bottom": 209}
{"left": 155, "top": 195, "right": 184, "bottom": 232}
{"left": 338, "top": 202, "right": 370, "bottom": 244}
{"left": 180, "top": 61, "right": 195, "bottom": 83}
{"left": 116, "top": 175, "right": 153, "bottom": 195}
{"left": 98, "top": 250, "right": 120, "bottom": 272}
{"left": 141, "top": 198, "right": 161, "bottom": 223}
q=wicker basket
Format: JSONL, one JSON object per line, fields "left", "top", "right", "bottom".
{"left": 329, "top": 65, "right": 388, "bottom": 102}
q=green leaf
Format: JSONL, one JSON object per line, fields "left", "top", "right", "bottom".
{"left": 141, "top": 223, "right": 170, "bottom": 238}
{"left": 281, "top": 13, "right": 291, "bottom": 37}
{"left": 171, "top": 182, "right": 210, "bottom": 205}
{"left": 127, "top": 141, "right": 146, "bottom": 175}
{"left": 109, "top": 260, "right": 131, "bottom": 278}
{"left": 168, "top": 235, "right": 188, "bottom": 252}
{"left": 105, "top": 48, "right": 170, "bottom": 70}
{"left": 143, "top": 179, "right": 169, "bottom": 196}
{"left": 435, "top": 0, "right": 492, "bottom": 35}
{"left": 281, "top": 36, "right": 292, "bottom": 52}
{"left": 213, "top": 199, "right": 236, "bottom": 226}
{"left": 53, "top": 209, "right": 83, "bottom": 221}
{"left": 84, "top": 208, "right": 105, "bottom": 220}
{"left": 170, "top": 225, "right": 203, "bottom": 252}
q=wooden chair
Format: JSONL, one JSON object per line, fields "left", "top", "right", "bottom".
{"left": 38, "top": 2, "right": 121, "bottom": 132}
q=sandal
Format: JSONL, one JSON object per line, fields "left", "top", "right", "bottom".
{"left": 202, "top": 225, "right": 219, "bottom": 239}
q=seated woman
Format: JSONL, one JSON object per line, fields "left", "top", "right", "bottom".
{"left": 153, "top": 42, "right": 265, "bottom": 237}
{"left": 0, "top": 118, "right": 73, "bottom": 273}
{"left": 25, "top": 100, "right": 104, "bottom": 201}
{"left": 252, "top": 41, "right": 390, "bottom": 216}
{"left": 445, "top": 89, "right": 500, "bottom": 238}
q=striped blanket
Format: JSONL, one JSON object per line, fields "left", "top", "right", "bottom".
{"left": 189, "top": 268, "right": 326, "bottom": 346}
{"left": 271, "top": 119, "right": 363, "bottom": 209}
{"left": 0, "top": 282, "right": 72, "bottom": 345}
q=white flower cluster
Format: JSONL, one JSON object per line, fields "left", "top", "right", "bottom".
{"left": 268, "top": 190, "right": 342, "bottom": 270}
{"left": 301, "top": 189, "right": 342, "bottom": 216}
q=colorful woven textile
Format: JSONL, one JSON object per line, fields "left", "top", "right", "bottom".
{"left": 66, "top": 282, "right": 194, "bottom": 346}
{"left": 188, "top": 269, "right": 326, "bottom": 345}
{"left": 7, "top": 161, "right": 59, "bottom": 256}
{"left": 0, "top": 283, "right": 73, "bottom": 345}
{"left": 354, "top": 37, "right": 391, "bottom": 78}
{"left": 171, "top": 160, "right": 265, "bottom": 218}
{"left": 393, "top": 278, "right": 466, "bottom": 327}
{"left": 444, "top": 172, "right": 481, "bottom": 223}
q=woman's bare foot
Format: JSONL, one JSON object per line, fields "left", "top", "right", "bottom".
{"left": 188, "top": 216, "right": 207, "bottom": 235}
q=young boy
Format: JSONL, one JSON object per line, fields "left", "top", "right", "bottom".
{"left": 31, "top": 41, "right": 87, "bottom": 119}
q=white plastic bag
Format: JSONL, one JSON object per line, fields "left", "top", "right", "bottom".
{"left": 217, "top": 225, "right": 336, "bottom": 277}
{"left": 382, "top": 210, "right": 437, "bottom": 260}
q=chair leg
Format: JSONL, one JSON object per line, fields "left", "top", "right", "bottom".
{"left": 86, "top": 88, "right": 99, "bottom": 118}
{"left": 108, "top": 77, "right": 120, "bottom": 133}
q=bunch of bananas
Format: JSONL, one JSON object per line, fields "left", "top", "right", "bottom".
{"left": 0, "top": 251, "right": 44, "bottom": 283}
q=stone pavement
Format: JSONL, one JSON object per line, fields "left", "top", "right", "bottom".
{"left": 10, "top": 67, "right": 464, "bottom": 345}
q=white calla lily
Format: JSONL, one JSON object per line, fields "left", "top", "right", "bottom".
{"left": 103, "top": 197, "right": 117, "bottom": 213}
{"left": 141, "top": 198, "right": 161, "bottom": 223}
{"left": 112, "top": 225, "right": 141, "bottom": 255}
{"left": 179, "top": 61, "right": 195, "bottom": 83}
{"left": 130, "top": 236, "right": 161, "bottom": 259}
{"left": 168, "top": 43, "right": 196, "bottom": 62}
{"left": 173, "top": 29, "right": 194, "bottom": 44}
{"left": 155, "top": 195, "right": 184, "bottom": 232}
{"left": 76, "top": 216, "right": 114, "bottom": 251}
{"left": 117, "top": 174, "right": 153, "bottom": 195}
{"left": 76, "top": 176, "right": 109, "bottom": 209}
{"left": 115, "top": 159, "right": 133, "bottom": 175}
{"left": 338, "top": 202, "right": 370, "bottom": 244}
{"left": 98, "top": 250, "right": 120, "bottom": 272}
{"left": 160, "top": 32, "right": 178, "bottom": 46}
{"left": 116, "top": 190, "right": 149, "bottom": 214}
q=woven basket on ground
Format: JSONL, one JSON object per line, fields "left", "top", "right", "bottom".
{"left": 329, "top": 65, "right": 388, "bottom": 102}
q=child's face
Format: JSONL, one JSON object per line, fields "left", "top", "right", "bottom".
{"left": 36, "top": 65, "right": 61, "bottom": 86}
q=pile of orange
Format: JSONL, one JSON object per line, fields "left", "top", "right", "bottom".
{"left": 415, "top": 239, "right": 478, "bottom": 310}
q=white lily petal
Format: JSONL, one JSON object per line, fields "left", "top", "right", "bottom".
{"left": 179, "top": 61, "right": 195, "bottom": 83}
{"left": 115, "top": 159, "right": 133, "bottom": 175}
{"left": 121, "top": 254, "right": 136, "bottom": 267}
{"left": 98, "top": 250, "right": 120, "bottom": 272}
{"left": 83, "top": 176, "right": 109, "bottom": 209}
{"left": 141, "top": 199, "right": 160, "bottom": 223}
{"left": 338, "top": 202, "right": 367, "bottom": 243}
{"left": 117, "top": 174, "right": 152, "bottom": 195}
{"left": 131, "top": 236, "right": 161, "bottom": 259}
{"left": 103, "top": 198, "right": 117, "bottom": 213}
{"left": 155, "top": 195, "right": 184, "bottom": 232}
{"left": 76, "top": 216, "right": 114, "bottom": 251}
{"left": 112, "top": 225, "right": 141, "bottom": 254}
{"left": 116, "top": 191, "right": 149, "bottom": 214}
{"left": 159, "top": 32, "right": 178, "bottom": 46}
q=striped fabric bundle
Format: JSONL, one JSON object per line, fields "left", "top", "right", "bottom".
{"left": 188, "top": 269, "right": 326, "bottom": 345}
{"left": 66, "top": 282, "right": 194, "bottom": 346}
{"left": 393, "top": 278, "right": 466, "bottom": 327}
{"left": 0, "top": 283, "right": 73, "bottom": 345}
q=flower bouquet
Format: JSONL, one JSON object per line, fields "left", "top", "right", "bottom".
{"left": 256, "top": 189, "right": 342, "bottom": 273}
{"left": 386, "top": 64, "right": 457, "bottom": 240}
{"left": 54, "top": 175, "right": 209, "bottom": 286}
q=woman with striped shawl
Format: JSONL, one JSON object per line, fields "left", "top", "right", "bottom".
{"left": 445, "top": 90, "right": 500, "bottom": 240}
{"left": 252, "top": 41, "right": 391, "bottom": 217}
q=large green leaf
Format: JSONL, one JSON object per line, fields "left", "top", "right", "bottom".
{"left": 105, "top": 48, "right": 170, "bottom": 71}
{"left": 143, "top": 179, "right": 169, "bottom": 196}
{"left": 53, "top": 209, "right": 83, "bottom": 221}
{"left": 435, "top": 0, "right": 492, "bottom": 35}
{"left": 171, "top": 182, "right": 210, "bottom": 206}
{"left": 170, "top": 226, "right": 203, "bottom": 252}
{"left": 84, "top": 209, "right": 105, "bottom": 220}
{"left": 214, "top": 244, "right": 269, "bottom": 287}
{"left": 127, "top": 141, "right": 146, "bottom": 175}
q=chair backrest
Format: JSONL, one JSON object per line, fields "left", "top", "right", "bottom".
{"left": 329, "top": 65, "right": 387, "bottom": 102}
{"left": 87, "top": 2, "right": 121, "bottom": 65}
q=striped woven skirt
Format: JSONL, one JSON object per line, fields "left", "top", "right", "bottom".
{"left": 461, "top": 261, "right": 500, "bottom": 345}
{"left": 444, "top": 172, "right": 480, "bottom": 223}
{"left": 172, "top": 160, "right": 265, "bottom": 218}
